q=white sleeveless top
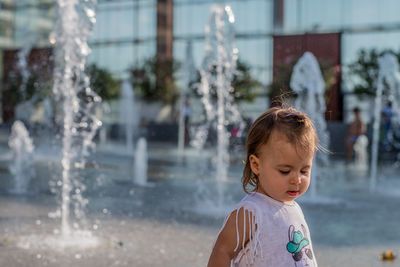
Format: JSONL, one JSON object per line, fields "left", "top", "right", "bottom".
{"left": 225, "top": 192, "right": 318, "bottom": 267}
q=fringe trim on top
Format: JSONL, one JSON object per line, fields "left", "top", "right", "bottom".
{"left": 232, "top": 202, "right": 263, "bottom": 266}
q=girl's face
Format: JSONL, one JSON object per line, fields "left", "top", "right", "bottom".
{"left": 249, "top": 130, "right": 314, "bottom": 204}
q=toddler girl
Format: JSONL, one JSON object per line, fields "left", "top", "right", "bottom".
{"left": 208, "top": 106, "right": 319, "bottom": 267}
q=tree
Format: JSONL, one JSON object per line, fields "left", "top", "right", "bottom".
{"left": 86, "top": 63, "right": 120, "bottom": 100}
{"left": 192, "top": 59, "right": 262, "bottom": 103}
{"left": 231, "top": 60, "right": 262, "bottom": 102}
{"left": 347, "top": 48, "right": 400, "bottom": 96}
{"left": 129, "top": 57, "right": 181, "bottom": 105}
{"left": 3, "top": 67, "right": 53, "bottom": 107}
{"left": 268, "top": 56, "right": 337, "bottom": 103}
{"left": 5, "top": 63, "right": 119, "bottom": 105}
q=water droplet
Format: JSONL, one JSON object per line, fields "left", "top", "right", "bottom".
{"left": 93, "top": 224, "right": 98, "bottom": 230}
{"left": 35, "top": 220, "right": 41, "bottom": 225}
{"left": 103, "top": 208, "right": 108, "bottom": 214}
{"left": 75, "top": 254, "right": 82, "bottom": 259}
{"left": 36, "top": 254, "right": 42, "bottom": 259}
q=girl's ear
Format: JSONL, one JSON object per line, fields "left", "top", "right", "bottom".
{"left": 249, "top": 154, "right": 260, "bottom": 175}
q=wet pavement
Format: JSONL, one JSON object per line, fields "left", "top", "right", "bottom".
{"left": 0, "top": 139, "right": 400, "bottom": 266}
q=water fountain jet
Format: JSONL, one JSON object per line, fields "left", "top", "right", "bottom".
{"left": 119, "top": 80, "right": 137, "bottom": 153}
{"left": 49, "top": 0, "right": 101, "bottom": 243}
{"left": 8, "top": 120, "right": 35, "bottom": 194}
{"left": 290, "top": 51, "right": 330, "bottom": 200}
{"left": 192, "top": 4, "right": 241, "bottom": 215}
{"left": 178, "top": 40, "right": 196, "bottom": 156}
{"left": 370, "top": 53, "right": 400, "bottom": 191}
{"left": 133, "top": 137, "right": 148, "bottom": 186}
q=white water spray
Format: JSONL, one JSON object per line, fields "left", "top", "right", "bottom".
{"left": 14, "top": 42, "right": 35, "bottom": 123}
{"left": 51, "top": 0, "right": 101, "bottom": 238}
{"left": 133, "top": 137, "right": 148, "bottom": 186}
{"left": 178, "top": 40, "right": 196, "bottom": 155}
{"left": 370, "top": 53, "right": 400, "bottom": 191}
{"left": 16, "top": 42, "right": 33, "bottom": 100}
{"left": 99, "top": 102, "right": 111, "bottom": 147}
{"left": 8, "top": 121, "right": 35, "bottom": 194}
{"left": 290, "top": 51, "right": 330, "bottom": 198}
{"left": 193, "top": 4, "right": 241, "bottom": 210}
{"left": 119, "top": 80, "right": 137, "bottom": 152}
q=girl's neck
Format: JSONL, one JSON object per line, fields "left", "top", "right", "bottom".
{"left": 254, "top": 188, "right": 295, "bottom": 205}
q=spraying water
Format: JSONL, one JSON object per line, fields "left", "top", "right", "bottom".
{"left": 16, "top": 41, "right": 34, "bottom": 99}
{"left": 8, "top": 121, "right": 35, "bottom": 194}
{"left": 370, "top": 53, "right": 400, "bottom": 191}
{"left": 133, "top": 137, "right": 148, "bottom": 186}
{"left": 178, "top": 40, "right": 196, "bottom": 155}
{"left": 99, "top": 102, "right": 111, "bottom": 147}
{"left": 50, "top": 0, "right": 101, "bottom": 238}
{"left": 353, "top": 135, "right": 369, "bottom": 172}
{"left": 192, "top": 4, "right": 241, "bottom": 211}
{"left": 14, "top": 42, "right": 35, "bottom": 123}
{"left": 119, "top": 80, "right": 137, "bottom": 153}
{"left": 42, "top": 98, "right": 53, "bottom": 127}
{"left": 290, "top": 51, "right": 330, "bottom": 198}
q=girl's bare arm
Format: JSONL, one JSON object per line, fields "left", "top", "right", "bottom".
{"left": 207, "top": 208, "right": 252, "bottom": 267}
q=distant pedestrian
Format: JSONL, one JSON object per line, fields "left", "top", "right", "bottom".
{"left": 382, "top": 101, "right": 393, "bottom": 149}
{"left": 345, "top": 107, "right": 366, "bottom": 164}
{"left": 183, "top": 97, "right": 191, "bottom": 146}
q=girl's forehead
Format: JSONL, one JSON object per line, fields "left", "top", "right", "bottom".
{"left": 258, "top": 133, "right": 314, "bottom": 160}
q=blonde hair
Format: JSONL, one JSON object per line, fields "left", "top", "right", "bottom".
{"left": 242, "top": 106, "right": 319, "bottom": 193}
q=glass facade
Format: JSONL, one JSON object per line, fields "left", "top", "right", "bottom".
{"left": 173, "top": 0, "right": 273, "bottom": 88}
{"left": 13, "top": 0, "right": 55, "bottom": 48}
{"left": 88, "top": 0, "right": 400, "bottom": 99}
{"left": 283, "top": 0, "right": 400, "bottom": 67}
{"left": 2, "top": 0, "right": 400, "bottom": 110}
{"left": 0, "top": 0, "right": 14, "bottom": 48}
{"left": 88, "top": 0, "right": 276, "bottom": 85}
{"left": 89, "top": 0, "right": 157, "bottom": 78}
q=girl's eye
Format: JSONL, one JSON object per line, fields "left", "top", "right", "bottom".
{"left": 279, "top": 170, "right": 290, "bottom": 175}
{"left": 300, "top": 170, "right": 309, "bottom": 175}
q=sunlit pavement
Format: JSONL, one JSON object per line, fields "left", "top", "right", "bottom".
{"left": 0, "top": 136, "right": 399, "bottom": 266}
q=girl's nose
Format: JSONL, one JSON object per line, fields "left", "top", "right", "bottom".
{"left": 290, "top": 174, "right": 302, "bottom": 184}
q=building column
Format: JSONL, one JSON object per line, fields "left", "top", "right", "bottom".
{"left": 157, "top": 0, "right": 173, "bottom": 60}
{"left": 273, "top": 0, "right": 284, "bottom": 33}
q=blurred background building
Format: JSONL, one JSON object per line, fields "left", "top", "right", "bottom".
{"left": 2, "top": 0, "right": 400, "bottom": 124}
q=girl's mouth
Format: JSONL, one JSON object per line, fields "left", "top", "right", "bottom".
{"left": 287, "top": 191, "right": 299, "bottom": 197}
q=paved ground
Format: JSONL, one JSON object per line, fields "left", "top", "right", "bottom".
{"left": 0, "top": 135, "right": 400, "bottom": 266}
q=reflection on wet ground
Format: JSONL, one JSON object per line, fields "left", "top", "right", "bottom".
{"left": 0, "top": 141, "right": 399, "bottom": 266}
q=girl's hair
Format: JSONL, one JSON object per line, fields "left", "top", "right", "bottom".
{"left": 242, "top": 106, "right": 320, "bottom": 193}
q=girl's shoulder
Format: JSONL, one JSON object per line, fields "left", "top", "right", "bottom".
{"left": 235, "top": 192, "right": 263, "bottom": 208}
{"left": 232, "top": 192, "right": 267, "bottom": 218}
{"left": 238, "top": 192, "right": 293, "bottom": 208}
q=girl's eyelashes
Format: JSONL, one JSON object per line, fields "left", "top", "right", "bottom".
{"left": 301, "top": 168, "right": 310, "bottom": 175}
{"left": 279, "top": 170, "right": 290, "bottom": 175}
{"left": 278, "top": 169, "right": 310, "bottom": 175}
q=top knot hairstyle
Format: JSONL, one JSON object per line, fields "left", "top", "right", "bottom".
{"left": 242, "top": 107, "right": 320, "bottom": 193}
